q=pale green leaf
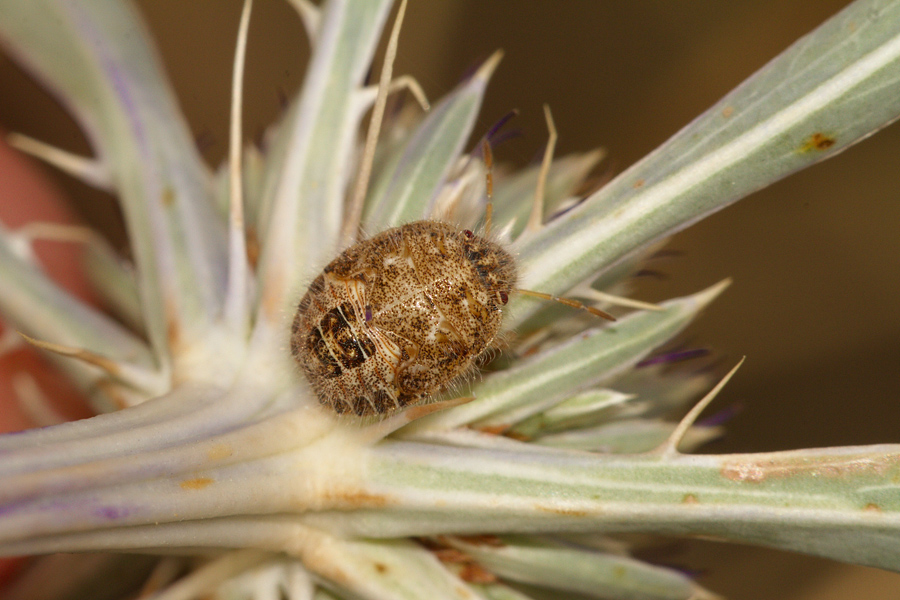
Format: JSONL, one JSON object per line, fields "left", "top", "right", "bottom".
{"left": 447, "top": 535, "right": 707, "bottom": 600}
{"left": 0, "top": 0, "right": 228, "bottom": 355}
{"left": 533, "top": 419, "right": 722, "bottom": 454}
{"left": 507, "top": 0, "right": 900, "bottom": 329}
{"left": 254, "top": 0, "right": 393, "bottom": 323}
{"left": 363, "top": 53, "right": 500, "bottom": 230}
{"left": 0, "top": 224, "right": 158, "bottom": 400}
{"left": 510, "top": 389, "right": 635, "bottom": 438}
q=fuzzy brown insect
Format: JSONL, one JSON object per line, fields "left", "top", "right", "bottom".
{"left": 291, "top": 220, "right": 516, "bottom": 417}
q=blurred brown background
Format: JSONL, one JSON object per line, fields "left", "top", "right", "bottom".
{"left": 2, "top": 1, "right": 899, "bottom": 598}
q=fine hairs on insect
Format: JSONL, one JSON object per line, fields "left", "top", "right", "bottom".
{"left": 290, "top": 140, "right": 614, "bottom": 418}
{"left": 290, "top": 3, "right": 613, "bottom": 418}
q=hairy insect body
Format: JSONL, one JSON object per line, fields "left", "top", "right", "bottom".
{"left": 291, "top": 221, "right": 517, "bottom": 416}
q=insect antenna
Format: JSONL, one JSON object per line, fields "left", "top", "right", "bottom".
{"left": 514, "top": 289, "right": 616, "bottom": 321}
{"left": 478, "top": 130, "right": 614, "bottom": 323}
{"left": 481, "top": 138, "right": 494, "bottom": 236}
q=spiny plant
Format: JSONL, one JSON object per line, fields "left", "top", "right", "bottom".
{"left": 1, "top": 1, "right": 900, "bottom": 599}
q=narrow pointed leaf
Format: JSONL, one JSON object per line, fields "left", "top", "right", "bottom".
{"left": 510, "top": 389, "right": 635, "bottom": 438}
{"left": 0, "top": 225, "right": 158, "bottom": 398}
{"left": 309, "top": 538, "right": 479, "bottom": 600}
{"left": 363, "top": 53, "right": 501, "bottom": 229}
{"left": 0, "top": 0, "right": 228, "bottom": 355}
{"left": 508, "top": 0, "right": 900, "bottom": 328}
{"left": 533, "top": 419, "right": 722, "bottom": 454}
{"left": 83, "top": 237, "right": 143, "bottom": 333}
{"left": 254, "top": 0, "right": 393, "bottom": 323}
{"left": 447, "top": 535, "right": 705, "bottom": 600}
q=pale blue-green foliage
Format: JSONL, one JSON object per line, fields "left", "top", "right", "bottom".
{"left": 0, "top": 1, "right": 899, "bottom": 599}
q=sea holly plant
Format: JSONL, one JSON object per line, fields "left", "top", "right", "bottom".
{"left": 0, "top": 0, "right": 899, "bottom": 599}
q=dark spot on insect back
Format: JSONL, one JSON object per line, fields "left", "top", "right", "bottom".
{"left": 321, "top": 303, "right": 373, "bottom": 371}
{"left": 307, "top": 330, "right": 342, "bottom": 378}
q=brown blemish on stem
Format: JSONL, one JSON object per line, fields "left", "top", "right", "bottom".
{"left": 456, "top": 535, "right": 504, "bottom": 547}
{"left": 534, "top": 503, "right": 588, "bottom": 517}
{"left": 429, "top": 538, "right": 500, "bottom": 584}
{"left": 246, "top": 227, "right": 260, "bottom": 269}
{"left": 180, "top": 477, "right": 214, "bottom": 490}
{"left": 798, "top": 132, "right": 836, "bottom": 153}
{"left": 94, "top": 379, "right": 130, "bottom": 410}
{"left": 164, "top": 296, "right": 181, "bottom": 351}
{"left": 261, "top": 272, "right": 288, "bottom": 323}
{"left": 161, "top": 186, "right": 175, "bottom": 207}
{"left": 458, "top": 563, "right": 497, "bottom": 584}
{"left": 206, "top": 443, "right": 233, "bottom": 461}
{"left": 434, "top": 548, "right": 470, "bottom": 563}
{"left": 721, "top": 452, "right": 900, "bottom": 483}
{"left": 320, "top": 489, "right": 391, "bottom": 509}
{"left": 475, "top": 424, "right": 509, "bottom": 436}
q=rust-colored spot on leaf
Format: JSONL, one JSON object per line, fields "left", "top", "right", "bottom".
{"left": 458, "top": 563, "right": 497, "bottom": 584}
{"left": 864, "top": 503, "right": 882, "bottom": 513}
{"left": 682, "top": 494, "right": 699, "bottom": 504}
{"left": 721, "top": 452, "right": 900, "bottom": 483}
{"left": 373, "top": 562, "right": 388, "bottom": 574}
{"left": 632, "top": 178, "right": 645, "bottom": 189}
{"left": 427, "top": 538, "right": 499, "bottom": 585}
{"left": 799, "top": 132, "right": 836, "bottom": 153}
{"left": 246, "top": 227, "right": 260, "bottom": 269}
{"left": 504, "top": 430, "right": 530, "bottom": 442}
{"left": 457, "top": 535, "right": 504, "bottom": 547}
{"left": 180, "top": 477, "right": 214, "bottom": 490}
{"left": 434, "top": 549, "right": 470, "bottom": 563}
{"left": 475, "top": 424, "right": 509, "bottom": 436}
{"left": 721, "top": 105, "right": 734, "bottom": 118}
